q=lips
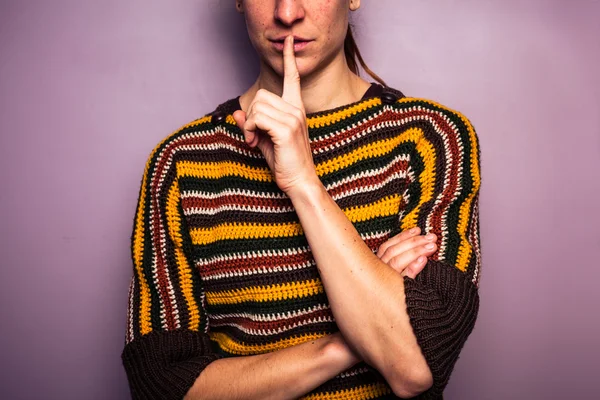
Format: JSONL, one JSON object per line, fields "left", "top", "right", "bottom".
{"left": 271, "top": 35, "right": 312, "bottom": 43}
{"left": 269, "top": 36, "right": 313, "bottom": 52}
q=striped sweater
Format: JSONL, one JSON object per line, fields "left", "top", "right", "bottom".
{"left": 121, "top": 83, "right": 482, "bottom": 400}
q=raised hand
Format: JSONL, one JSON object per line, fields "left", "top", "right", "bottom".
{"left": 376, "top": 227, "right": 438, "bottom": 279}
{"left": 232, "top": 35, "right": 319, "bottom": 195}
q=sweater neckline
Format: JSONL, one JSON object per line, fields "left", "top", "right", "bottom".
{"left": 230, "top": 82, "right": 384, "bottom": 119}
{"left": 212, "top": 82, "right": 405, "bottom": 139}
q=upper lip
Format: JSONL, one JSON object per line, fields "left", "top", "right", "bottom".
{"left": 269, "top": 35, "right": 312, "bottom": 42}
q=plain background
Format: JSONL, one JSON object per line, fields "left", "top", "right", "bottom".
{"left": 1, "top": 1, "right": 599, "bottom": 399}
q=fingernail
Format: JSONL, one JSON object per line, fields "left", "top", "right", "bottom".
{"left": 426, "top": 234, "right": 435, "bottom": 241}
{"left": 418, "top": 256, "right": 425, "bottom": 263}
{"left": 410, "top": 227, "right": 419, "bottom": 234}
{"left": 425, "top": 243, "right": 435, "bottom": 249}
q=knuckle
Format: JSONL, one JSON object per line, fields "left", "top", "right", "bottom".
{"left": 411, "top": 236, "right": 424, "bottom": 245}
{"left": 254, "top": 102, "right": 267, "bottom": 114}
{"left": 412, "top": 247, "right": 425, "bottom": 258}
{"left": 256, "top": 88, "right": 269, "bottom": 99}
{"left": 292, "top": 107, "right": 305, "bottom": 120}
{"left": 289, "top": 115, "right": 302, "bottom": 130}
{"left": 284, "top": 126, "right": 294, "bottom": 136}
{"left": 389, "top": 256, "right": 406, "bottom": 271}
{"left": 378, "top": 244, "right": 389, "bottom": 258}
{"left": 251, "top": 113, "right": 263, "bottom": 126}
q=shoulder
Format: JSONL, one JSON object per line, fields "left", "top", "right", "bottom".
{"left": 142, "top": 97, "right": 241, "bottom": 171}
{"left": 383, "top": 87, "right": 480, "bottom": 157}
{"left": 381, "top": 88, "right": 481, "bottom": 184}
{"left": 383, "top": 86, "right": 477, "bottom": 135}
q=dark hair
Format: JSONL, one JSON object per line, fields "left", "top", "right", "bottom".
{"left": 344, "top": 24, "right": 387, "bottom": 87}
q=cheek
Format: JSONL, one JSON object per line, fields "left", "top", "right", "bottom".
{"left": 244, "top": 5, "right": 270, "bottom": 43}
{"left": 315, "top": 0, "right": 347, "bottom": 41}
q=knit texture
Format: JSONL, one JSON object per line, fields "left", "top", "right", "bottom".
{"left": 121, "top": 83, "right": 482, "bottom": 399}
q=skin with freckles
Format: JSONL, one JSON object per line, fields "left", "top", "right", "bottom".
{"left": 240, "top": 0, "right": 350, "bottom": 82}
{"left": 235, "top": 0, "right": 370, "bottom": 114}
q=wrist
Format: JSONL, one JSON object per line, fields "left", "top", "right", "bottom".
{"left": 324, "top": 332, "right": 361, "bottom": 369}
{"left": 285, "top": 178, "right": 326, "bottom": 205}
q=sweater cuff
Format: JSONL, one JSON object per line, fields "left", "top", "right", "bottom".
{"left": 402, "top": 259, "right": 480, "bottom": 399}
{"left": 121, "top": 329, "right": 223, "bottom": 400}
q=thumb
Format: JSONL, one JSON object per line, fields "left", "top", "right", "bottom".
{"left": 233, "top": 110, "right": 256, "bottom": 146}
{"left": 233, "top": 109, "right": 246, "bottom": 130}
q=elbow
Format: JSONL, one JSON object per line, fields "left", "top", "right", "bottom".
{"left": 389, "top": 365, "right": 434, "bottom": 399}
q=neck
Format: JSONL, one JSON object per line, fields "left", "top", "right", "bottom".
{"left": 240, "top": 51, "right": 371, "bottom": 114}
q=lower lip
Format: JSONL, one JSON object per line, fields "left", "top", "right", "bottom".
{"left": 271, "top": 40, "right": 312, "bottom": 52}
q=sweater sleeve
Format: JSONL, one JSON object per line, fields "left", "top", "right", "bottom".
{"left": 398, "top": 106, "right": 482, "bottom": 398}
{"left": 121, "top": 131, "right": 222, "bottom": 400}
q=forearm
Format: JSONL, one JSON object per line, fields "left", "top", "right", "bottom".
{"left": 184, "top": 333, "right": 359, "bottom": 400}
{"left": 287, "top": 182, "right": 432, "bottom": 396}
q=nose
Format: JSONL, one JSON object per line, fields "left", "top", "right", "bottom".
{"left": 274, "top": 0, "right": 305, "bottom": 26}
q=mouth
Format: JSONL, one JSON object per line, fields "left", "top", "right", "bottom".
{"left": 269, "top": 36, "right": 313, "bottom": 52}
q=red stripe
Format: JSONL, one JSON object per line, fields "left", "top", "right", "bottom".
{"left": 199, "top": 235, "right": 389, "bottom": 278}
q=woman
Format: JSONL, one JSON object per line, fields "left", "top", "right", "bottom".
{"left": 121, "top": 1, "right": 482, "bottom": 399}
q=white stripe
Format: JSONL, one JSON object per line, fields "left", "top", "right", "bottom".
{"left": 211, "top": 315, "right": 335, "bottom": 336}
{"left": 210, "top": 304, "right": 331, "bottom": 322}
{"left": 126, "top": 277, "right": 135, "bottom": 343}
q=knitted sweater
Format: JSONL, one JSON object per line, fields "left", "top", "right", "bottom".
{"left": 121, "top": 83, "right": 482, "bottom": 400}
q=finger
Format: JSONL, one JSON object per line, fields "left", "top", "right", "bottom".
{"left": 244, "top": 109, "right": 290, "bottom": 142}
{"left": 233, "top": 110, "right": 256, "bottom": 146}
{"left": 282, "top": 35, "right": 303, "bottom": 110}
{"left": 247, "top": 101, "right": 300, "bottom": 129}
{"left": 249, "top": 88, "right": 303, "bottom": 121}
{"left": 400, "top": 256, "right": 427, "bottom": 279}
{"left": 377, "top": 227, "right": 421, "bottom": 257}
{"left": 233, "top": 110, "right": 246, "bottom": 130}
{"left": 385, "top": 242, "right": 437, "bottom": 271}
{"left": 379, "top": 233, "right": 437, "bottom": 263}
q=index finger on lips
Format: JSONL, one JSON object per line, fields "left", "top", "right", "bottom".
{"left": 282, "top": 35, "right": 304, "bottom": 110}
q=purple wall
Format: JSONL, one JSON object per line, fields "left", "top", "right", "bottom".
{"left": 1, "top": 1, "right": 598, "bottom": 399}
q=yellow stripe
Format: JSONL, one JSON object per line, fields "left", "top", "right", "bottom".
{"left": 399, "top": 129, "right": 436, "bottom": 231}
{"left": 205, "top": 279, "right": 324, "bottom": 305}
{"left": 132, "top": 157, "right": 154, "bottom": 335}
{"left": 177, "top": 159, "right": 273, "bottom": 182}
{"left": 300, "top": 383, "right": 391, "bottom": 400}
{"left": 190, "top": 195, "right": 401, "bottom": 245}
{"left": 455, "top": 115, "right": 481, "bottom": 271}
{"left": 210, "top": 332, "right": 326, "bottom": 355}
{"left": 306, "top": 97, "right": 381, "bottom": 128}
{"left": 192, "top": 221, "right": 302, "bottom": 245}
{"left": 131, "top": 115, "right": 211, "bottom": 336}
{"left": 345, "top": 194, "right": 401, "bottom": 222}
{"left": 314, "top": 129, "right": 416, "bottom": 177}
{"left": 166, "top": 179, "right": 201, "bottom": 331}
